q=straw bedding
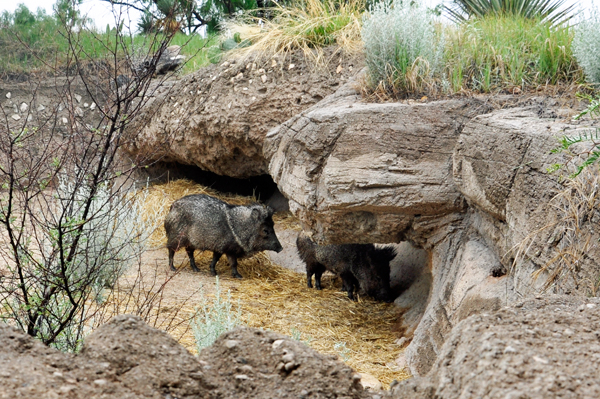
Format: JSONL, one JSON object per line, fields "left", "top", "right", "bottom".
{"left": 134, "top": 179, "right": 411, "bottom": 387}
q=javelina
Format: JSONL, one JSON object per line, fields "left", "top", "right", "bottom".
{"left": 296, "top": 232, "right": 396, "bottom": 302}
{"left": 165, "top": 194, "right": 283, "bottom": 278}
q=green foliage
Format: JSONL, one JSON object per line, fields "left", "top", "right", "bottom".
{"left": 361, "top": 0, "right": 443, "bottom": 94}
{"left": 334, "top": 341, "right": 351, "bottom": 362}
{"left": 192, "top": 278, "right": 243, "bottom": 350}
{"left": 445, "top": 0, "right": 576, "bottom": 25}
{"left": 572, "top": 8, "right": 600, "bottom": 84}
{"left": 444, "top": 14, "right": 578, "bottom": 92}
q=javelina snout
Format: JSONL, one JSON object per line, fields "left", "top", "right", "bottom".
{"left": 296, "top": 232, "right": 396, "bottom": 302}
{"left": 165, "top": 194, "right": 283, "bottom": 278}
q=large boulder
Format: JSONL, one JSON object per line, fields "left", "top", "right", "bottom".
{"left": 124, "top": 47, "right": 362, "bottom": 178}
{"left": 390, "top": 296, "right": 600, "bottom": 399}
{"left": 264, "top": 80, "right": 596, "bottom": 376}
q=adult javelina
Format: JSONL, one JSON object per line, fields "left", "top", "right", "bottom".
{"left": 165, "top": 194, "right": 283, "bottom": 278}
{"left": 296, "top": 232, "right": 396, "bottom": 302}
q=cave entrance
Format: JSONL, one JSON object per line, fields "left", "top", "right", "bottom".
{"left": 141, "top": 161, "right": 288, "bottom": 212}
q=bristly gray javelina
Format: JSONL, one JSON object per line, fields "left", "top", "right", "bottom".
{"left": 296, "top": 232, "right": 396, "bottom": 302}
{"left": 165, "top": 194, "right": 283, "bottom": 278}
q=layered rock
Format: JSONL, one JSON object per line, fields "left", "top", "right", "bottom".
{"left": 390, "top": 296, "right": 600, "bottom": 399}
{"left": 264, "top": 81, "right": 596, "bottom": 376}
{"left": 124, "top": 48, "right": 362, "bottom": 178}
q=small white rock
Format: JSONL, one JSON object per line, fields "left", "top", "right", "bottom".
{"left": 62, "top": 117, "right": 68, "bottom": 124}
{"left": 75, "top": 107, "right": 84, "bottom": 117}
{"left": 282, "top": 354, "right": 295, "bottom": 363}
{"left": 37, "top": 104, "right": 45, "bottom": 112}
{"left": 587, "top": 303, "right": 596, "bottom": 309}
{"left": 5, "top": 92, "right": 11, "bottom": 99}
{"left": 93, "top": 379, "right": 107, "bottom": 386}
{"left": 11, "top": 114, "right": 20, "bottom": 121}
{"left": 224, "top": 339, "right": 239, "bottom": 349}
{"left": 235, "top": 374, "right": 249, "bottom": 380}
{"left": 83, "top": 102, "right": 89, "bottom": 108}
{"left": 90, "top": 103, "right": 96, "bottom": 110}
{"left": 533, "top": 356, "right": 549, "bottom": 364}
{"left": 272, "top": 339, "right": 284, "bottom": 349}
{"left": 261, "top": 75, "right": 267, "bottom": 83}
{"left": 74, "top": 94, "right": 82, "bottom": 103}
{"left": 19, "top": 102, "right": 28, "bottom": 112}
{"left": 249, "top": 79, "right": 253, "bottom": 84}
{"left": 504, "top": 346, "right": 517, "bottom": 354}
{"left": 288, "top": 63, "right": 295, "bottom": 70}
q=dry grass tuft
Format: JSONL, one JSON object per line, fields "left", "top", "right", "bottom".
{"left": 222, "top": 0, "right": 364, "bottom": 65}
{"left": 136, "top": 179, "right": 410, "bottom": 387}
{"left": 513, "top": 167, "right": 600, "bottom": 294}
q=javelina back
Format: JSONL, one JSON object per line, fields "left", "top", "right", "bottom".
{"left": 296, "top": 232, "right": 396, "bottom": 302}
{"left": 165, "top": 194, "right": 283, "bottom": 278}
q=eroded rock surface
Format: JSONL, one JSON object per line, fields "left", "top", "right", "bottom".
{"left": 125, "top": 48, "right": 362, "bottom": 178}
{"left": 390, "top": 296, "right": 600, "bottom": 399}
{"left": 264, "top": 78, "right": 598, "bottom": 376}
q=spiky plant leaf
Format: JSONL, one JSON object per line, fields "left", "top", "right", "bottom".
{"left": 445, "top": 0, "right": 576, "bottom": 25}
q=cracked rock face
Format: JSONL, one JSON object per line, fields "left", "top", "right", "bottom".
{"left": 124, "top": 47, "right": 363, "bottom": 178}
{"left": 390, "top": 296, "right": 600, "bottom": 399}
{"left": 264, "top": 79, "right": 600, "bottom": 376}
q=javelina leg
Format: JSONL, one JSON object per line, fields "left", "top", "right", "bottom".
{"left": 341, "top": 273, "right": 357, "bottom": 301}
{"left": 314, "top": 265, "right": 325, "bottom": 290}
{"left": 168, "top": 247, "right": 176, "bottom": 271}
{"left": 209, "top": 252, "right": 222, "bottom": 276}
{"left": 186, "top": 248, "right": 199, "bottom": 272}
{"left": 226, "top": 254, "right": 242, "bottom": 279}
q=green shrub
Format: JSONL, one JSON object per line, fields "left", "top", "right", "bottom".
{"left": 361, "top": 0, "right": 443, "bottom": 94}
{"left": 573, "top": 8, "right": 600, "bottom": 85}
{"left": 444, "top": 14, "right": 579, "bottom": 92}
{"left": 192, "top": 278, "right": 243, "bottom": 350}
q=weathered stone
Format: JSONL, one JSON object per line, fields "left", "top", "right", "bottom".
{"left": 390, "top": 297, "right": 600, "bottom": 399}
{"left": 265, "top": 77, "right": 594, "bottom": 377}
{"left": 124, "top": 47, "right": 363, "bottom": 178}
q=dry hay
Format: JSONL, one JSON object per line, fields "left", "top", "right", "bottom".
{"left": 135, "top": 179, "right": 410, "bottom": 387}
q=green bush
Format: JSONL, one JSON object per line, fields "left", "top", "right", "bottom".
{"left": 192, "top": 278, "right": 243, "bottom": 350}
{"left": 444, "top": 14, "right": 579, "bottom": 92}
{"left": 361, "top": 0, "right": 443, "bottom": 94}
{"left": 573, "top": 8, "right": 600, "bottom": 85}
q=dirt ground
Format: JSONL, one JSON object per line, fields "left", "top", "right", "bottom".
{"left": 130, "top": 226, "right": 410, "bottom": 388}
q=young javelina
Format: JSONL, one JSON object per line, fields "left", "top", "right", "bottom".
{"left": 165, "top": 194, "right": 283, "bottom": 278}
{"left": 296, "top": 232, "right": 396, "bottom": 302}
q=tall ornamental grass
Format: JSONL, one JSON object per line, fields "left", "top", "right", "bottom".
{"left": 361, "top": 0, "right": 443, "bottom": 95}
{"left": 444, "top": 14, "right": 579, "bottom": 92}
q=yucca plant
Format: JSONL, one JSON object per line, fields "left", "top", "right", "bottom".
{"left": 445, "top": 0, "right": 576, "bottom": 25}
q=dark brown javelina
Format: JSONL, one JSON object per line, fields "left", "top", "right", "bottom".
{"left": 296, "top": 232, "right": 396, "bottom": 302}
{"left": 165, "top": 194, "right": 283, "bottom": 278}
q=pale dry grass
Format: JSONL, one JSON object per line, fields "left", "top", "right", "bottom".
{"left": 132, "top": 179, "right": 410, "bottom": 387}
{"left": 513, "top": 167, "right": 600, "bottom": 294}
{"left": 222, "top": 0, "right": 364, "bottom": 65}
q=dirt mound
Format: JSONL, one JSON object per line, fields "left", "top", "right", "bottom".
{"left": 0, "top": 314, "right": 373, "bottom": 399}
{"left": 199, "top": 328, "right": 370, "bottom": 399}
{"left": 389, "top": 295, "right": 600, "bottom": 399}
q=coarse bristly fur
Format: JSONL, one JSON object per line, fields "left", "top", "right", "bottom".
{"left": 296, "top": 232, "right": 396, "bottom": 302}
{"left": 165, "top": 194, "right": 283, "bottom": 278}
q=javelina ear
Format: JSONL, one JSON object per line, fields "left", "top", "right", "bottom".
{"left": 250, "top": 208, "right": 261, "bottom": 220}
{"left": 374, "top": 246, "right": 397, "bottom": 263}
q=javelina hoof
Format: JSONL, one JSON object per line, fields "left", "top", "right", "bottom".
{"left": 232, "top": 272, "right": 243, "bottom": 279}
{"left": 210, "top": 270, "right": 217, "bottom": 276}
